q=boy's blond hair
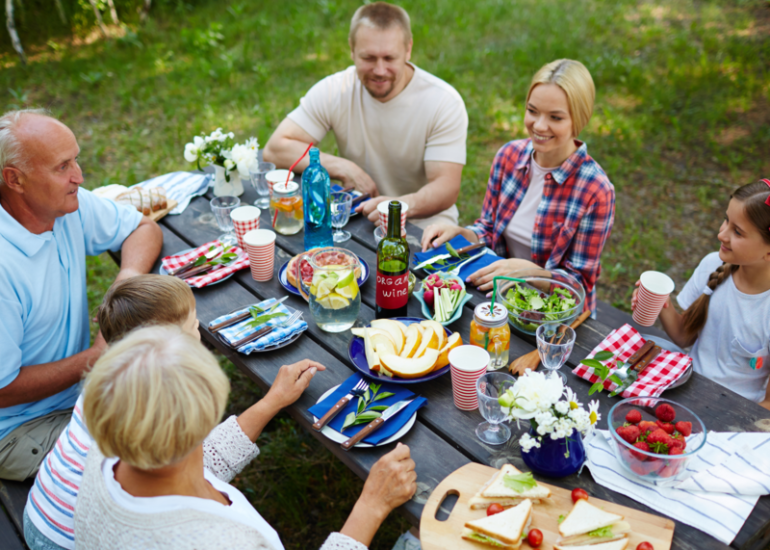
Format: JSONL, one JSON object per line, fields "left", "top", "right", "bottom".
{"left": 527, "top": 59, "right": 595, "bottom": 137}
{"left": 83, "top": 325, "right": 229, "bottom": 470}
{"left": 97, "top": 274, "right": 195, "bottom": 344}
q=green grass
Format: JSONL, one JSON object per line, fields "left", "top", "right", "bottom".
{"left": 5, "top": 0, "right": 769, "bottom": 547}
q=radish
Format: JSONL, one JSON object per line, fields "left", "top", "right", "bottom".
{"left": 449, "top": 283, "right": 462, "bottom": 291}
{"left": 423, "top": 288, "right": 435, "bottom": 309}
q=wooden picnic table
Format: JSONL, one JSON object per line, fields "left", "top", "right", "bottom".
{"left": 149, "top": 181, "right": 770, "bottom": 550}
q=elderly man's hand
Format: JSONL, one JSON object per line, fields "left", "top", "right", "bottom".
{"left": 356, "top": 196, "right": 393, "bottom": 225}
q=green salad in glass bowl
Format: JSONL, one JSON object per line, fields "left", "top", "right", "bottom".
{"left": 495, "top": 269, "right": 585, "bottom": 335}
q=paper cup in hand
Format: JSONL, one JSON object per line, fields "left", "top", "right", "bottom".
{"left": 230, "top": 206, "right": 261, "bottom": 248}
{"left": 243, "top": 229, "right": 276, "bottom": 282}
{"left": 377, "top": 200, "right": 408, "bottom": 236}
{"left": 633, "top": 271, "right": 675, "bottom": 327}
{"left": 449, "top": 345, "right": 490, "bottom": 410}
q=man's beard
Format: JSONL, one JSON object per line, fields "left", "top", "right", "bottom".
{"left": 363, "top": 76, "right": 395, "bottom": 99}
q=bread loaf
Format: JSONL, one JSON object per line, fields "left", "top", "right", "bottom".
{"left": 115, "top": 188, "right": 168, "bottom": 216}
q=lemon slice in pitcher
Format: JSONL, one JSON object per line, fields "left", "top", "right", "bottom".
{"left": 318, "top": 293, "right": 350, "bottom": 310}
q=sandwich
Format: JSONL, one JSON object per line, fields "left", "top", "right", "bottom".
{"left": 555, "top": 540, "right": 629, "bottom": 550}
{"left": 556, "top": 499, "right": 631, "bottom": 546}
{"left": 461, "top": 498, "right": 532, "bottom": 549}
{"left": 468, "top": 464, "right": 551, "bottom": 510}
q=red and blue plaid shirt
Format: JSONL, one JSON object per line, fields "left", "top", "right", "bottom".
{"left": 467, "top": 139, "right": 615, "bottom": 313}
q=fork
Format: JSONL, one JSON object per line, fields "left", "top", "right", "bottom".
{"left": 447, "top": 247, "right": 492, "bottom": 276}
{"left": 312, "top": 378, "right": 369, "bottom": 431}
{"left": 230, "top": 310, "right": 302, "bottom": 349}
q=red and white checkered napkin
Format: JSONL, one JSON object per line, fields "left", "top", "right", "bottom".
{"left": 161, "top": 240, "right": 249, "bottom": 288}
{"left": 573, "top": 324, "right": 692, "bottom": 398}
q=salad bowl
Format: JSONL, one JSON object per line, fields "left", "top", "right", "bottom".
{"left": 495, "top": 269, "right": 585, "bottom": 335}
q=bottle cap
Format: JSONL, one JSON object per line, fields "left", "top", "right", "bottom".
{"left": 273, "top": 181, "right": 299, "bottom": 195}
{"left": 473, "top": 302, "right": 508, "bottom": 328}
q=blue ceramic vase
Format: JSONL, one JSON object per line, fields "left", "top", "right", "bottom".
{"left": 521, "top": 427, "right": 586, "bottom": 478}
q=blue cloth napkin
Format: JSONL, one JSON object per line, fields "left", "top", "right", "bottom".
{"left": 134, "top": 172, "right": 211, "bottom": 215}
{"left": 308, "top": 374, "right": 427, "bottom": 445}
{"left": 413, "top": 235, "right": 499, "bottom": 281}
{"left": 210, "top": 298, "right": 308, "bottom": 354}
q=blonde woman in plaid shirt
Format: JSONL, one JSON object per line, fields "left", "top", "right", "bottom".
{"left": 421, "top": 59, "right": 615, "bottom": 315}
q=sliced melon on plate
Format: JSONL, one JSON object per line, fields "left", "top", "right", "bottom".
{"left": 370, "top": 320, "right": 405, "bottom": 354}
{"left": 400, "top": 324, "right": 421, "bottom": 358}
{"left": 413, "top": 325, "right": 439, "bottom": 359}
{"left": 364, "top": 329, "right": 380, "bottom": 371}
{"left": 380, "top": 349, "right": 440, "bottom": 379}
{"left": 432, "top": 332, "right": 462, "bottom": 371}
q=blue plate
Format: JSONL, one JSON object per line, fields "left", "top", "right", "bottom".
{"left": 348, "top": 317, "right": 451, "bottom": 384}
{"left": 278, "top": 255, "right": 370, "bottom": 296}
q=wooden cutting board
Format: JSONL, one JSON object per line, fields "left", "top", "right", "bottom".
{"left": 420, "top": 463, "right": 674, "bottom": 550}
{"left": 148, "top": 198, "right": 178, "bottom": 222}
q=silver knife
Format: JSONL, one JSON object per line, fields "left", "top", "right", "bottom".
{"left": 413, "top": 243, "right": 485, "bottom": 270}
{"left": 169, "top": 245, "right": 224, "bottom": 276}
{"left": 341, "top": 398, "right": 415, "bottom": 451}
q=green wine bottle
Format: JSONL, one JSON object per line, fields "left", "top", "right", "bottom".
{"left": 376, "top": 201, "right": 410, "bottom": 319}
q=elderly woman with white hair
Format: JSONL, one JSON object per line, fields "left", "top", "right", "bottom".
{"left": 74, "top": 325, "right": 417, "bottom": 550}
{"left": 421, "top": 59, "right": 615, "bottom": 321}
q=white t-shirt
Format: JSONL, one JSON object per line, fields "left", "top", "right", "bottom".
{"left": 102, "top": 457, "right": 284, "bottom": 550}
{"left": 287, "top": 64, "right": 468, "bottom": 228}
{"left": 503, "top": 153, "right": 557, "bottom": 260}
{"left": 677, "top": 252, "right": 770, "bottom": 403}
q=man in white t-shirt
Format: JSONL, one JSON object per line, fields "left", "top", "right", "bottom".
{"left": 263, "top": 2, "right": 468, "bottom": 229}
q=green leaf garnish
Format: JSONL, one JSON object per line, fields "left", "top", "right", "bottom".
{"left": 468, "top": 534, "right": 503, "bottom": 547}
{"left": 588, "top": 526, "right": 614, "bottom": 537}
{"left": 594, "top": 350, "right": 615, "bottom": 361}
{"left": 446, "top": 242, "right": 460, "bottom": 258}
{"left": 245, "top": 311, "right": 287, "bottom": 329}
{"left": 558, "top": 514, "right": 565, "bottom": 524}
{"left": 501, "top": 472, "right": 537, "bottom": 493}
{"left": 341, "top": 385, "right": 394, "bottom": 431}
{"left": 373, "top": 391, "right": 395, "bottom": 402}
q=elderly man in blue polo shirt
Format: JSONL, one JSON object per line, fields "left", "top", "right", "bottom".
{"left": 0, "top": 109, "right": 163, "bottom": 480}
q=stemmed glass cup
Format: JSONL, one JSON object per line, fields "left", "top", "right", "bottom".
{"left": 249, "top": 162, "right": 275, "bottom": 209}
{"left": 330, "top": 192, "right": 353, "bottom": 243}
{"left": 210, "top": 196, "right": 240, "bottom": 247}
{"left": 475, "top": 372, "right": 515, "bottom": 445}
{"left": 536, "top": 324, "right": 576, "bottom": 381}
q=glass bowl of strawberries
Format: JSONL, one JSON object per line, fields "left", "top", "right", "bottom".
{"left": 607, "top": 397, "right": 707, "bottom": 486}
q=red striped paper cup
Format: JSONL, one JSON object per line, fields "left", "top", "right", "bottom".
{"left": 448, "top": 346, "right": 490, "bottom": 411}
{"left": 231, "top": 206, "right": 261, "bottom": 249}
{"left": 632, "top": 271, "right": 675, "bottom": 327}
{"left": 243, "top": 229, "right": 276, "bottom": 282}
{"left": 377, "top": 201, "right": 408, "bottom": 236}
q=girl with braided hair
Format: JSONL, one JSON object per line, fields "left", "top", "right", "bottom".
{"left": 632, "top": 180, "right": 770, "bottom": 409}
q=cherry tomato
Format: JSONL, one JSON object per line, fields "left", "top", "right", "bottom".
{"left": 571, "top": 488, "right": 589, "bottom": 503}
{"left": 486, "top": 503, "right": 504, "bottom": 516}
{"left": 637, "top": 543, "right": 654, "bottom": 550}
{"left": 527, "top": 528, "right": 543, "bottom": 547}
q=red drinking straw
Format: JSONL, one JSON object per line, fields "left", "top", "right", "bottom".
{"left": 273, "top": 142, "right": 313, "bottom": 228}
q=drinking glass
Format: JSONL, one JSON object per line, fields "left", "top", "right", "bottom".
{"left": 210, "top": 196, "right": 240, "bottom": 247}
{"left": 250, "top": 162, "right": 275, "bottom": 209}
{"left": 475, "top": 372, "right": 515, "bottom": 444}
{"left": 331, "top": 192, "right": 352, "bottom": 243}
{"left": 536, "top": 324, "right": 576, "bottom": 381}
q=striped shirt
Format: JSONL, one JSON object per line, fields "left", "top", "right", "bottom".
{"left": 467, "top": 139, "right": 615, "bottom": 313}
{"left": 25, "top": 395, "right": 259, "bottom": 549}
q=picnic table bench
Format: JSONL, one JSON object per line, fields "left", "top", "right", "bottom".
{"left": 2, "top": 181, "right": 769, "bottom": 550}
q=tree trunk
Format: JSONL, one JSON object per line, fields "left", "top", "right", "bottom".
{"left": 87, "top": 0, "right": 108, "bottom": 37}
{"left": 5, "top": 0, "right": 27, "bottom": 65}
{"left": 53, "top": 0, "right": 66, "bottom": 24}
{"left": 139, "top": 0, "right": 151, "bottom": 22}
{"left": 105, "top": 0, "right": 118, "bottom": 25}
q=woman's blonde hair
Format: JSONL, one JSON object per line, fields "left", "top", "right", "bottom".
{"left": 83, "top": 325, "right": 229, "bottom": 470}
{"left": 97, "top": 275, "right": 195, "bottom": 344}
{"left": 527, "top": 59, "right": 595, "bottom": 137}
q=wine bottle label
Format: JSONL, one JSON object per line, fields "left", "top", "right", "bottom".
{"left": 376, "top": 272, "right": 409, "bottom": 309}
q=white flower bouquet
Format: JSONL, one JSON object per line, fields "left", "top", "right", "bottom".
{"left": 498, "top": 369, "right": 600, "bottom": 456}
{"left": 183, "top": 128, "right": 259, "bottom": 182}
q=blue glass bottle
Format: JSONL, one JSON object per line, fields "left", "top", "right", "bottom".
{"left": 302, "top": 147, "right": 333, "bottom": 251}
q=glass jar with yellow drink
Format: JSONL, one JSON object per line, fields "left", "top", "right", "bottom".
{"left": 470, "top": 302, "right": 511, "bottom": 370}
{"left": 270, "top": 181, "right": 303, "bottom": 235}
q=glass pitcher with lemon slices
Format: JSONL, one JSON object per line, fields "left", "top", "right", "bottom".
{"left": 298, "top": 247, "right": 361, "bottom": 332}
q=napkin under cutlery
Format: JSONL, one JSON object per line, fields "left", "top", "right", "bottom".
{"left": 308, "top": 374, "right": 427, "bottom": 446}
{"left": 210, "top": 298, "right": 307, "bottom": 353}
{"left": 573, "top": 324, "right": 692, "bottom": 398}
{"left": 413, "top": 235, "right": 498, "bottom": 281}
{"left": 161, "top": 240, "right": 249, "bottom": 288}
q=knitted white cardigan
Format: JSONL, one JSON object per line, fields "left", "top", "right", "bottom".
{"left": 74, "top": 419, "right": 366, "bottom": 550}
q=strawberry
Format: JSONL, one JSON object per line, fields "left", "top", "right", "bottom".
{"left": 616, "top": 425, "right": 641, "bottom": 444}
{"left": 669, "top": 438, "right": 685, "bottom": 451}
{"left": 625, "top": 409, "right": 642, "bottom": 424}
{"left": 646, "top": 429, "right": 670, "bottom": 454}
{"left": 631, "top": 441, "right": 651, "bottom": 460}
{"left": 655, "top": 403, "right": 676, "bottom": 423}
{"left": 668, "top": 446, "right": 684, "bottom": 456}
{"left": 675, "top": 421, "right": 692, "bottom": 437}
{"left": 638, "top": 420, "right": 658, "bottom": 435}
{"left": 656, "top": 420, "right": 675, "bottom": 434}
{"left": 658, "top": 460, "right": 682, "bottom": 478}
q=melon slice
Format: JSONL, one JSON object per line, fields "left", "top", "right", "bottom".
{"left": 380, "top": 349, "right": 440, "bottom": 379}
{"left": 351, "top": 327, "right": 366, "bottom": 338}
{"left": 432, "top": 332, "right": 462, "bottom": 371}
{"left": 375, "top": 342, "right": 397, "bottom": 368}
{"left": 400, "top": 324, "right": 421, "bottom": 358}
{"left": 370, "top": 320, "right": 404, "bottom": 354}
{"left": 413, "top": 325, "right": 439, "bottom": 359}
{"left": 421, "top": 320, "right": 447, "bottom": 349}
{"left": 393, "top": 320, "right": 409, "bottom": 337}
{"left": 364, "top": 329, "right": 380, "bottom": 371}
